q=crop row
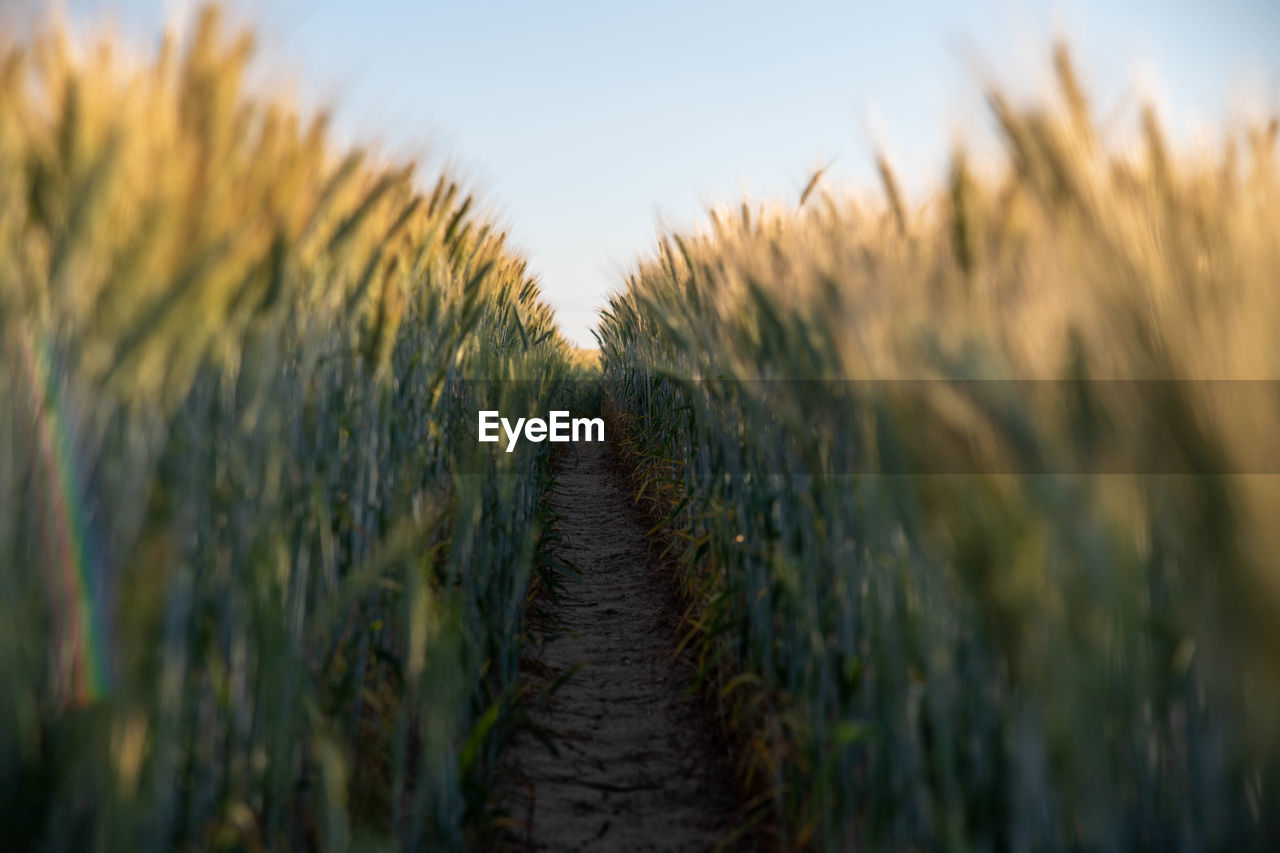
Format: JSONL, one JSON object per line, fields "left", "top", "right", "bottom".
{"left": 0, "top": 8, "right": 567, "bottom": 850}
{"left": 599, "top": 47, "right": 1280, "bottom": 850}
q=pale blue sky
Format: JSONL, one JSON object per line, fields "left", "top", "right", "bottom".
{"left": 49, "top": 1, "right": 1280, "bottom": 344}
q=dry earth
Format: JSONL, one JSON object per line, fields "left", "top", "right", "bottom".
{"left": 499, "top": 441, "right": 752, "bottom": 852}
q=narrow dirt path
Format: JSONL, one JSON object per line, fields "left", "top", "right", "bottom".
{"left": 500, "top": 441, "right": 748, "bottom": 852}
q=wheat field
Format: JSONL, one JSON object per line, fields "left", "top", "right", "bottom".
{"left": 599, "top": 45, "right": 1280, "bottom": 850}
{"left": 2, "top": 4, "right": 1279, "bottom": 851}
{"left": 1, "top": 7, "right": 572, "bottom": 849}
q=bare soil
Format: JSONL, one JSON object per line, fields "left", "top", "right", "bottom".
{"left": 499, "top": 441, "right": 751, "bottom": 852}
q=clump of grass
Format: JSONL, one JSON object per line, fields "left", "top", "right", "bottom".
{"left": 599, "top": 45, "right": 1280, "bottom": 849}
{"left": 0, "top": 5, "right": 568, "bottom": 850}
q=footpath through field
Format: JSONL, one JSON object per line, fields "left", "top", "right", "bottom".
{"left": 500, "top": 441, "right": 750, "bottom": 852}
